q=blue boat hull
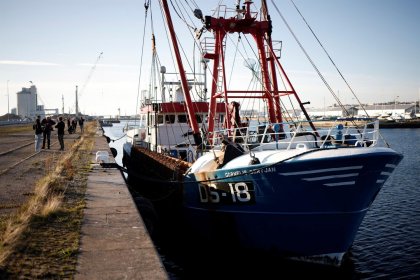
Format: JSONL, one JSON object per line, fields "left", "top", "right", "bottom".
{"left": 183, "top": 149, "right": 403, "bottom": 262}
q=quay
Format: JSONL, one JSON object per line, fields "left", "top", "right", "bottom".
{"left": 0, "top": 122, "right": 168, "bottom": 279}
{"left": 75, "top": 128, "right": 167, "bottom": 279}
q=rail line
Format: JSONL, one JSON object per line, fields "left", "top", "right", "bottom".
{"left": 0, "top": 151, "right": 41, "bottom": 176}
{"left": 0, "top": 140, "right": 61, "bottom": 176}
{"left": 0, "top": 140, "right": 34, "bottom": 156}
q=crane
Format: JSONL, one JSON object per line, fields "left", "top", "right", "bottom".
{"left": 74, "top": 52, "right": 103, "bottom": 115}
{"left": 78, "top": 51, "right": 103, "bottom": 100}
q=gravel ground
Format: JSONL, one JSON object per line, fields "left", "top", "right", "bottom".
{"left": 0, "top": 127, "right": 81, "bottom": 218}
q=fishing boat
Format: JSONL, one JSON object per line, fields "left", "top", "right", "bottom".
{"left": 122, "top": 0, "right": 403, "bottom": 265}
{"left": 99, "top": 120, "right": 113, "bottom": 127}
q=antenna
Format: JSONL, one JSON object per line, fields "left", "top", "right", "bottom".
{"left": 75, "top": 85, "right": 79, "bottom": 116}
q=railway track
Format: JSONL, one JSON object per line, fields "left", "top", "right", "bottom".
{"left": 0, "top": 139, "right": 60, "bottom": 176}
{"left": 0, "top": 140, "right": 34, "bottom": 156}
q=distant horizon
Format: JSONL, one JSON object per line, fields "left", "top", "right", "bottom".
{"left": 2, "top": 97, "right": 418, "bottom": 120}
{"left": 6, "top": 81, "right": 420, "bottom": 117}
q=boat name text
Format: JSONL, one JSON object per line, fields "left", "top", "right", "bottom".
{"left": 224, "top": 167, "right": 276, "bottom": 178}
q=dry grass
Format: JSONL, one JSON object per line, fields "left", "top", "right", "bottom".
{"left": 0, "top": 124, "right": 32, "bottom": 135}
{"left": 40, "top": 194, "right": 64, "bottom": 217}
{"left": 0, "top": 121, "right": 96, "bottom": 279}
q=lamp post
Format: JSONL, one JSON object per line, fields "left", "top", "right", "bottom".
{"left": 394, "top": 95, "right": 399, "bottom": 116}
{"left": 7, "top": 80, "right": 10, "bottom": 121}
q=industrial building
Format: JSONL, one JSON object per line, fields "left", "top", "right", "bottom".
{"left": 16, "top": 85, "right": 58, "bottom": 119}
{"left": 16, "top": 85, "right": 43, "bottom": 119}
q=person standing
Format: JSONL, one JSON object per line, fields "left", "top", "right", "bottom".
{"left": 72, "top": 119, "right": 77, "bottom": 133}
{"left": 55, "top": 116, "right": 65, "bottom": 151}
{"left": 42, "top": 116, "right": 56, "bottom": 149}
{"left": 33, "top": 116, "right": 43, "bottom": 152}
{"left": 78, "top": 117, "right": 85, "bottom": 133}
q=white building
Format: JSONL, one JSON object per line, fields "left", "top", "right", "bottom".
{"left": 302, "top": 104, "right": 418, "bottom": 120}
{"left": 302, "top": 106, "right": 356, "bottom": 120}
{"left": 361, "top": 104, "right": 418, "bottom": 118}
{"left": 16, "top": 85, "right": 45, "bottom": 119}
{"left": 17, "top": 85, "right": 38, "bottom": 118}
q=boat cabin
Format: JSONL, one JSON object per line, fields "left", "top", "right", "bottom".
{"left": 136, "top": 101, "right": 226, "bottom": 161}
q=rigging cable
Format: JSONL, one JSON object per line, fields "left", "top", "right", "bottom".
{"left": 169, "top": 0, "right": 196, "bottom": 30}
{"left": 135, "top": 0, "right": 151, "bottom": 126}
{"left": 285, "top": 1, "right": 389, "bottom": 146}
{"left": 227, "top": 34, "right": 242, "bottom": 89}
{"left": 270, "top": 0, "right": 358, "bottom": 127}
{"left": 290, "top": 0, "right": 369, "bottom": 118}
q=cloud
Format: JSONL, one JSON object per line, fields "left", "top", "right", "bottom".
{"left": 0, "top": 60, "right": 60, "bottom": 66}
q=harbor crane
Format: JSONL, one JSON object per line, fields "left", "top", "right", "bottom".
{"left": 75, "top": 51, "right": 103, "bottom": 115}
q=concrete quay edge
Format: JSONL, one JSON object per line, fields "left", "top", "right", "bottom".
{"left": 75, "top": 129, "right": 168, "bottom": 279}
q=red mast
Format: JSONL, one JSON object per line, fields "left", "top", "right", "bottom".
{"left": 203, "top": 1, "right": 280, "bottom": 134}
{"left": 160, "top": 0, "right": 202, "bottom": 146}
{"left": 203, "top": 1, "right": 316, "bottom": 136}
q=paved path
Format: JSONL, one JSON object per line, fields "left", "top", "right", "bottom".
{"left": 75, "top": 131, "right": 168, "bottom": 279}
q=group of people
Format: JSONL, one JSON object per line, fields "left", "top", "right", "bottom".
{"left": 33, "top": 116, "right": 85, "bottom": 152}
{"left": 67, "top": 117, "right": 84, "bottom": 134}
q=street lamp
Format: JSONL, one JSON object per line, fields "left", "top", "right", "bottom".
{"left": 7, "top": 80, "right": 10, "bottom": 121}
{"left": 394, "top": 95, "right": 399, "bottom": 116}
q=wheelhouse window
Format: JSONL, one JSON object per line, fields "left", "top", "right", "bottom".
{"left": 178, "top": 114, "right": 187, "bottom": 123}
{"left": 157, "top": 114, "right": 164, "bottom": 124}
{"left": 165, "top": 114, "right": 175, "bottom": 123}
{"left": 195, "top": 114, "right": 203, "bottom": 123}
{"left": 219, "top": 114, "right": 225, "bottom": 123}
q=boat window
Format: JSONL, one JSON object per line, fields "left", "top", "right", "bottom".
{"left": 157, "top": 114, "right": 164, "bottom": 124}
{"left": 195, "top": 114, "right": 202, "bottom": 123}
{"left": 219, "top": 114, "right": 224, "bottom": 123}
{"left": 165, "top": 114, "right": 175, "bottom": 123}
{"left": 178, "top": 114, "right": 187, "bottom": 123}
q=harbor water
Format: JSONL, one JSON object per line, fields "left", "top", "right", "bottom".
{"left": 103, "top": 121, "right": 420, "bottom": 279}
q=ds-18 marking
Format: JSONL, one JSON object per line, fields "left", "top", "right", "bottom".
{"left": 198, "top": 181, "right": 255, "bottom": 204}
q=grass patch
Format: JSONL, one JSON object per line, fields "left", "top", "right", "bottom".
{"left": 0, "top": 122, "right": 96, "bottom": 279}
{"left": 0, "top": 124, "right": 32, "bottom": 135}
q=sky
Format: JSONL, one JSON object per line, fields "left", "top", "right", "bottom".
{"left": 0, "top": 0, "right": 419, "bottom": 117}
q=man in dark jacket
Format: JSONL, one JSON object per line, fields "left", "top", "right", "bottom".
{"left": 55, "top": 116, "right": 65, "bottom": 151}
{"left": 78, "top": 117, "right": 85, "bottom": 133}
{"left": 33, "top": 116, "right": 43, "bottom": 152}
{"left": 42, "top": 116, "right": 56, "bottom": 149}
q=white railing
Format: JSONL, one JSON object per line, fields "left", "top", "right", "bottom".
{"left": 207, "top": 120, "right": 380, "bottom": 151}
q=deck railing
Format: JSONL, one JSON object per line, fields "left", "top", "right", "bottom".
{"left": 208, "top": 120, "right": 380, "bottom": 151}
